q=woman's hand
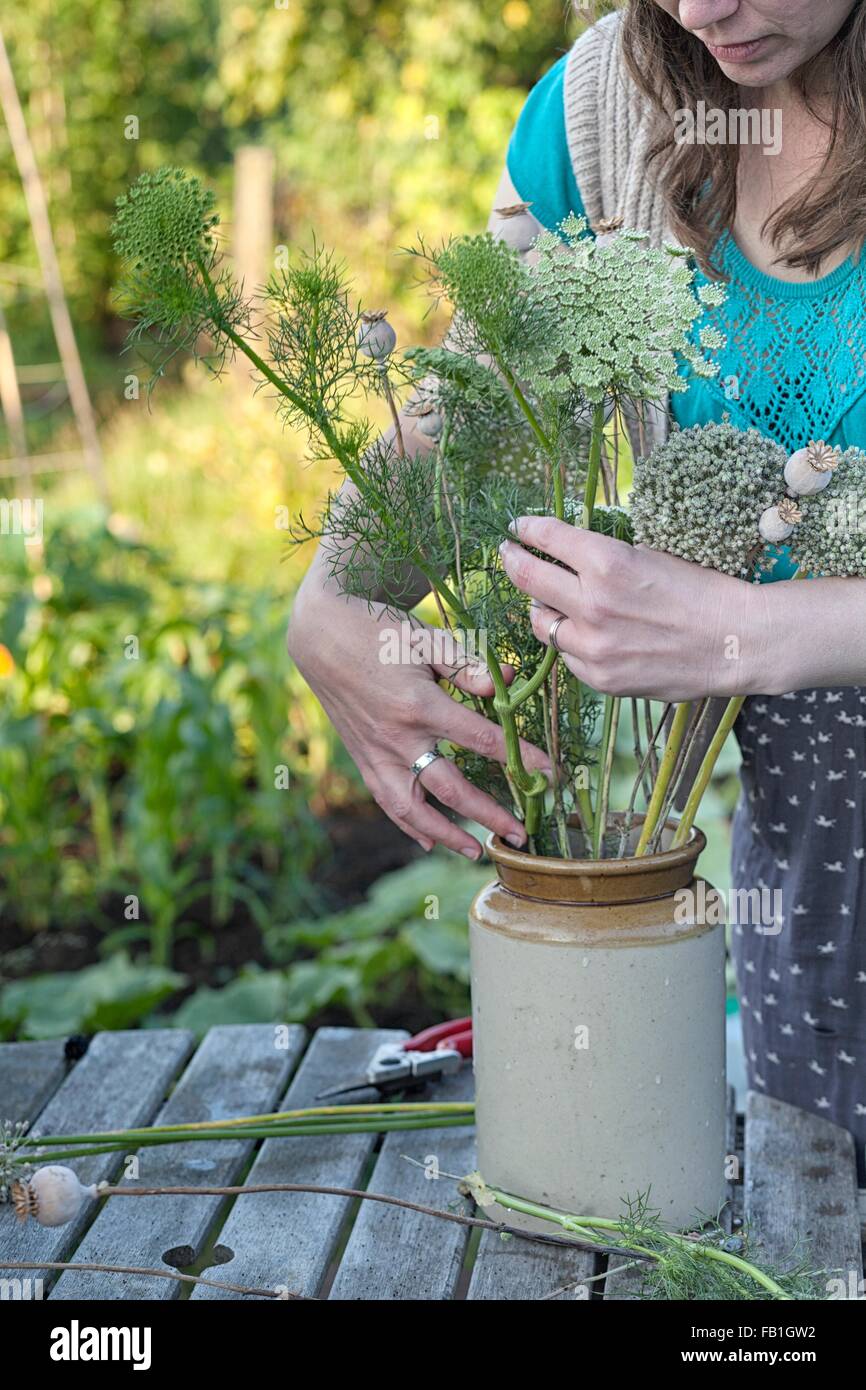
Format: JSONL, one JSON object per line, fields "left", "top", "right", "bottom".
{"left": 499, "top": 516, "right": 774, "bottom": 702}
{"left": 287, "top": 586, "right": 551, "bottom": 859}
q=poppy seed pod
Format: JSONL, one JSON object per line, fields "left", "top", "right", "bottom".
{"left": 414, "top": 401, "right": 443, "bottom": 439}
{"left": 493, "top": 201, "right": 537, "bottom": 254}
{"left": 12, "top": 1165, "right": 100, "bottom": 1227}
{"left": 357, "top": 310, "right": 396, "bottom": 360}
{"left": 759, "top": 497, "right": 802, "bottom": 544}
{"left": 784, "top": 439, "right": 841, "bottom": 496}
{"left": 592, "top": 215, "right": 624, "bottom": 250}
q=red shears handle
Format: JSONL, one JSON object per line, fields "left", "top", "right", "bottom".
{"left": 405, "top": 1017, "right": 473, "bottom": 1058}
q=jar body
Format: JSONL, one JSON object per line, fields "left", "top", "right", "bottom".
{"left": 469, "top": 836, "right": 727, "bottom": 1232}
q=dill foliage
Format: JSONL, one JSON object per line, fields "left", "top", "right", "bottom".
{"left": 610, "top": 1193, "right": 823, "bottom": 1302}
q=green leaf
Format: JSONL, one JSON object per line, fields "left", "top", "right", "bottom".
{"left": 367, "top": 856, "right": 489, "bottom": 926}
{"left": 283, "top": 961, "right": 361, "bottom": 1019}
{"left": 0, "top": 953, "right": 184, "bottom": 1040}
{"left": 401, "top": 919, "right": 470, "bottom": 983}
{"left": 171, "top": 968, "right": 288, "bottom": 1036}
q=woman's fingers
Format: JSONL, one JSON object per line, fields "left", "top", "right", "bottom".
{"left": 369, "top": 763, "right": 490, "bottom": 860}
{"left": 429, "top": 635, "right": 516, "bottom": 696}
{"left": 508, "top": 514, "right": 584, "bottom": 567}
{"left": 529, "top": 599, "right": 579, "bottom": 657}
{"left": 415, "top": 754, "right": 527, "bottom": 848}
{"left": 426, "top": 684, "right": 552, "bottom": 774}
{"left": 498, "top": 538, "right": 582, "bottom": 612}
{"left": 509, "top": 515, "right": 633, "bottom": 574}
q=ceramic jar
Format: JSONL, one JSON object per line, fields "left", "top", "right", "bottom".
{"left": 469, "top": 821, "right": 727, "bottom": 1232}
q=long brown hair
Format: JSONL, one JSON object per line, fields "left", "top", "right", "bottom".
{"left": 602, "top": 0, "right": 866, "bottom": 273}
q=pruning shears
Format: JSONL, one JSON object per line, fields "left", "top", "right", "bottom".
{"left": 315, "top": 1017, "right": 473, "bottom": 1100}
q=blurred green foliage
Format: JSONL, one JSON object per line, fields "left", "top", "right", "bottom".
{"left": 0, "top": 953, "right": 184, "bottom": 1040}
{"left": 0, "top": 499, "right": 327, "bottom": 952}
{"left": 0, "top": 851, "right": 487, "bottom": 1039}
{"left": 0, "top": 0, "right": 594, "bottom": 353}
{"left": 175, "top": 854, "right": 489, "bottom": 1036}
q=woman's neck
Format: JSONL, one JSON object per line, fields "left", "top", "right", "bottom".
{"left": 732, "top": 77, "right": 852, "bottom": 282}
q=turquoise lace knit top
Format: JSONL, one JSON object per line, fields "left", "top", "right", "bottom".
{"left": 507, "top": 56, "right": 866, "bottom": 582}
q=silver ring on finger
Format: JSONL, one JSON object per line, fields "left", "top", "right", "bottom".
{"left": 410, "top": 747, "right": 445, "bottom": 779}
{"left": 548, "top": 613, "right": 567, "bottom": 654}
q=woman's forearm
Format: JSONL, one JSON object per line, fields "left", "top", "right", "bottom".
{"left": 756, "top": 576, "right": 866, "bottom": 694}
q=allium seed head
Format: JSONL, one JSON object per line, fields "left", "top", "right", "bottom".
{"left": 631, "top": 421, "right": 787, "bottom": 578}
{"left": 789, "top": 447, "right": 866, "bottom": 577}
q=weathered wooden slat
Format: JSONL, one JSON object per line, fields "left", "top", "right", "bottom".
{"left": 49, "top": 1024, "right": 306, "bottom": 1300}
{"left": 329, "top": 1064, "right": 476, "bottom": 1301}
{"left": 468, "top": 1227, "right": 597, "bottom": 1301}
{"left": 0, "top": 1039, "right": 68, "bottom": 1127}
{"left": 0, "top": 1030, "right": 194, "bottom": 1291}
{"left": 744, "top": 1090, "right": 863, "bottom": 1295}
{"left": 191, "top": 1026, "right": 407, "bottom": 1301}
{"left": 605, "top": 1084, "right": 740, "bottom": 1301}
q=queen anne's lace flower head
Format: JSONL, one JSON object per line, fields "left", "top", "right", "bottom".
{"left": 631, "top": 421, "right": 787, "bottom": 578}
{"left": 513, "top": 214, "right": 725, "bottom": 406}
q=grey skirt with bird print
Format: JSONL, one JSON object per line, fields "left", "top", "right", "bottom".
{"left": 731, "top": 685, "right": 866, "bottom": 1181}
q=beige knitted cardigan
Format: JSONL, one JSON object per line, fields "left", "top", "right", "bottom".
{"left": 563, "top": 11, "right": 674, "bottom": 454}
{"left": 563, "top": 13, "right": 732, "bottom": 763}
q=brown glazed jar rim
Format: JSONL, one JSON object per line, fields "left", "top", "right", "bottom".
{"left": 485, "top": 818, "right": 707, "bottom": 907}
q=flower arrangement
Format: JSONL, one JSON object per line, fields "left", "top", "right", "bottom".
{"left": 112, "top": 170, "right": 865, "bottom": 862}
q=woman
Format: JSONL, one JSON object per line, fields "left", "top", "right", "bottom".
{"left": 289, "top": 0, "right": 866, "bottom": 1172}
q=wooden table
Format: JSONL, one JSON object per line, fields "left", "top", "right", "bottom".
{"left": 1, "top": 1025, "right": 863, "bottom": 1300}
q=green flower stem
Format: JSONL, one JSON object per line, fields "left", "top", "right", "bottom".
{"left": 27, "top": 1102, "right": 475, "bottom": 1147}
{"left": 647, "top": 696, "right": 711, "bottom": 856}
{"left": 592, "top": 696, "right": 620, "bottom": 859}
{"left": 541, "top": 675, "right": 570, "bottom": 858}
{"left": 619, "top": 702, "right": 671, "bottom": 857}
{"left": 565, "top": 681, "right": 596, "bottom": 835}
{"left": 432, "top": 421, "right": 452, "bottom": 553}
{"left": 581, "top": 401, "right": 607, "bottom": 529}
{"left": 667, "top": 572, "right": 801, "bottom": 851}
{"left": 507, "top": 644, "right": 557, "bottom": 710}
{"left": 575, "top": 781, "right": 594, "bottom": 837}
{"left": 471, "top": 1179, "right": 793, "bottom": 1301}
{"left": 15, "top": 1115, "right": 476, "bottom": 1166}
{"left": 672, "top": 696, "right": 746, "bottom": 848}
{"left": 635, "top": 701, "right": 693, "bottom": 856}
{"left": 511, "top": 374, "right": 555, "bottom": 457}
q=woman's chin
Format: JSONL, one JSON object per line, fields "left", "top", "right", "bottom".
{"left": 712, "top": 40, "right": 818, "bottom": 90}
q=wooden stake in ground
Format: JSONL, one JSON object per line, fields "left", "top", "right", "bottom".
{"left": 231, "top": 145, "right": 275, "bottom": 383}
{"left": 0, "top": 299, "right": 31, "bottom": 496}
{"left": 0, "top": 27, "right": 106, "bottom": 500}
